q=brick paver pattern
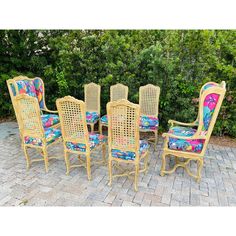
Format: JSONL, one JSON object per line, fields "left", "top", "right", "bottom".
{"left": 1, "top": 122, "right": 236, "bottom": 206}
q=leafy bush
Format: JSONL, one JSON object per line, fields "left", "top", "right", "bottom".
{"left": 0, "top": 30, "right": 235, "bottom": 137}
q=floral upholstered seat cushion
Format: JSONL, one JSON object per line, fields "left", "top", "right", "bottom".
{"left": 41, "top": 114, "right": 60, "bottom": 128}
{"left": 111, "top": 140, "right": 149, "bottom": 161}
{"left": 66, "top": 133, "right": 107, "bottom": 152}
{"left": 86, "top": 112, "right": 99, "bottom": 124}
{"left": 168, "top": 126, "right": 204, "bottom": 153}
{"left": 100, "top": 115, "right": 159, "bottom": 129}
{"left": 139, "top": 115, "right": 159, "bottom": 130}
{"left": 100, "top": 115, "right": 108, "bottom": 125}
{"left": 24, "top": 128, "right": 61, "bottom": 146}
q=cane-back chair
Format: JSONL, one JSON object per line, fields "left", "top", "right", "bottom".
{"left": 84, "top": 83, "right": 101, "bottom": 133}
{"left": 160, "top": 81, "right": 226, "bottom": 182}
{"left": 7, "top": 76, "right": 60, "bottom": 134}
{"left": 15, "top": 94, "right": 62, "bottom": 172}
{"left": 56, "top": 96, "right": 107, "bottom": 180}
{"left": 107, "top": 99, "right": 150, "bottom": 191}
{"left": 139, "top": 84, "right": 160, "bottom": 151}
{"left": 100, "top": 83, "right": 128, "bottom": 134}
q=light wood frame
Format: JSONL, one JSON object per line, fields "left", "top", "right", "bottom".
{"left": 84, "top": 82, "right": 101, "bottom": 133}
{"left": 107, "top": 99, "right": 149, "bottom": 191}
{"left": 7, "top": 75, "right": 60, "bottom": 132}
{"left": 160, "top": 81, "right": 226, "bottom": 182}
{"left": 139, "top": 84, "right": 160, "bottom": 151}
{"left": 99, "top": 83, "right": 129, "bottom": 134}
{"left": 56, "top": 96, "right": 106, "bottom": 180}
{"left": 15, "top": 94, "right": 62, "bottom": 172}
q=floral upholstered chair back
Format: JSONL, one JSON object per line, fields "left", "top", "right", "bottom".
{"left": 15, "top": 94, "right": 44, "bottom": 141}
{"left": 110, "top": 83, "right": 128, "bottom": 101}
{"left": 197, "top": 81, "right": 226, "bottom": 137}
{"left": 84, "top": 83, "right": 101, "bottom": 115}
{"left": 7, "top": 76, "right": 46, "bottom": 110}
{"left": 139, "top": 84, "right": 160, "bottom": 117}
{"left": 107, "top": 99, "right": 140, "bottom": 156}
{"left": 56, "top": 96, "right": 89, "bottom": 149}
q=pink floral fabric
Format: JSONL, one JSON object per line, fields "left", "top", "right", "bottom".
{"left": 203, "top": 93, "right": 219, "bottom": 131}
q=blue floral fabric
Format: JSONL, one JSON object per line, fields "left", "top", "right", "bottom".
{"left": 86, "top": 112, "right": 99, "bottom": 124}
{"left": 168, "top": 126, "right": 204, "bottom": 153}
{"left": 101, "top": 115, "right": 159, "bottom": 130}
{"left": 66, "top": 133, "right": 107, "bottom": 152}
{"left": 202, "top": 83, "right": 216, "bottom": 92}
{"left": 41, "top": 114, "right": 60, "bottom": 128}
{"left": 139, "top": 115, "right": 159, "bottom": 130}
{"left": 100, "top": 115, "right": 108, "bottom": 125}
{"left": 111, "top": 140, "right": 149, "bottom": 161}
{"left": 24, "top": 127, "right": 61, "bottom": 146}
{"left": 10, "top": 83, "right": 17, "bottom": 96}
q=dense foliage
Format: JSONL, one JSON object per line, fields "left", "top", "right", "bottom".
{"left": 0, "top": 30, "right": 235, "bottom": 136}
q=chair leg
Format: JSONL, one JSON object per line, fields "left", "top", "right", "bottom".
{"left": 42, "top": 148, "right": 49, "bottom": 173}
{"left": 102, "top": 144, "right": 106, "bottom": 164}
{"left": 154, "top": 130, "right": 158, "bottom": 151}
{"left": 160, "top": 151, "right": 167, "bottom": 176}
{"left": 144, "top": 152, "right": 149, "bottom": 174}
{"left": 108, "top": 159, "right": 112, "bottom": 186}
{"left": 64, "top": 151, "right": 70, "bottom": 175}
{"left": 23, "top": 145, "right": 31, "bottom": 170}
{"left": 99, "top": 122, "right": 103, "bottom": 134}
{"left": 86, "top": 155, "right": 91, "bottom": 180}
{"left": 90, "top": 124, "right": 94, "bottom": 133}
{"left": 196, "top": 159, "right": 203, "bottom": 183}
{"left": 134, "top": 163, "right": 140, "bottom": 192}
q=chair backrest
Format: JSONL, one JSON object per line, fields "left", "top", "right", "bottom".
{"left": 84, "top": 83, "right": 101, "bottom": 114}
{"left": 7, "top": 76, "right": 46, "bottom": 109}
{"left": 110, "top": 83, "right": 128, "bottom": 102}
{"left": 139, "top": 84, "right": 160, "bottom": 116}
{"left": 197, "top": 81, "right": 226, "bottom": 137}
{"left": 56, "top": 96, "right": 89, "bottom": 148}
{"left": 107, "top": 99, "right": 140, "bottom": 156}
{"left": 14, "top": 94, "right": 44, "bottom": 140}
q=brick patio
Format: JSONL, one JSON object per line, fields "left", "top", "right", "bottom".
{"left": 1, "top": 121, "right": 236, "bottom": 206}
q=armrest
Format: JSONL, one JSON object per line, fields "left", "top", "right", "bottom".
{"left": 168, "top": 119, "right": 198, "bottom": 127}
{"left": 42, "top": 108, "right": 58, "bottom": 114}
{"left": 162, "top": 132, "right": 206, "bottom": 140}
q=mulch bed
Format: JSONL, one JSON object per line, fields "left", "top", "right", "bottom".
{"left": 209, "top": 136, "right": 236, "bottom": 148}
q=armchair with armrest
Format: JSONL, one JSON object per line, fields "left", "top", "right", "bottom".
{"left": 160, "top": 81, "right": 226, "bottom": 182}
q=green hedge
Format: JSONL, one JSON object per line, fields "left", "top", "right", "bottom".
{"left": 0, "top": 30, "right": 235, "bottom": 136}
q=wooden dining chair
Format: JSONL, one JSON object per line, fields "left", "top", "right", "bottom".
{"left": 139, "top": 84, "right": 160, "bottom": 151}
{"left": 100, "top": 83, "right": 128, "bottom": 134}
{"left": 15, "top": 94, "right": 62, "bottom": 172}
{"left": 107, "top": 99, "right": 150, "bottom": 191}
{"left": 160, "top": 81, "right": 226, "bottom": 182}
{"left": 56, "top": 96, "right": 107, "bottom": 180}
{"left": 7, "top": 76, "right": 60, "bottom": 135}
{"left": 84, "top": 82, "right": 101, "bottom": 133}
